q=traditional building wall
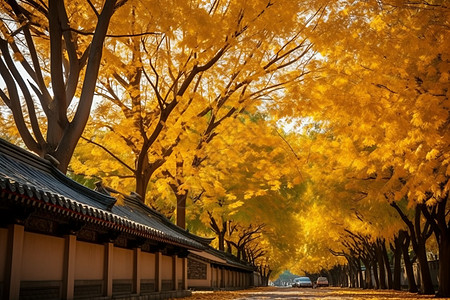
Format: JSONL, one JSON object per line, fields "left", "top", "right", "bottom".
{"left": 187, "top": 257, "right": 211, "bottom": 288}
{"left": 253, "top": 271, "right": 262, "bottom": 286}
{"left": 0, "top": 228, "right": 7, "bottom": 283}
{"left": 161, "top": 255, "right": 173, "bottom": 291}
{"left": 74, "top": 241, "right": 104, "bottom": 280}
{"left": 113, "top": 247, "right": 134, "bottom": 280}
{"left": 161, "top": 255, "right": 173, "bottom": 280}
{"left": 73, "top": 241, "right": 105, "bottom": 298}
{"left": 225, "top": 269, "right": 230, "bottom": 287}
{"left": 214, "top": 267, "right": 221, "bottom": 288}
{"left": 1, "top": 223, "right": 254, "bottom": 298}
{"left": 210, "top": 266, "right": 216, "bottom": 287}
{"left": 0, "top": 224, "right": 193, "bottom": 300}
{"left": 140, "top": 251, "right": 156, "bottom": 294}
{"left": 141, "top": 252, "right": 156, "bottom": 280}
{"left": 176, "top": 257, "right": 183, "bottom": 289}
{"left": 21, "top": 232, "right": 65, "bottom": 281}
{"left": 0, "top": 139, "right": 200, "bottom": 299}
{"left": 186, "top": 251, "right": 255, "bottom": 291}
{"left": 111, "top": 246, "right": 134, "bottom": 295}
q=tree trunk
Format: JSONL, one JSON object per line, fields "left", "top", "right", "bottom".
{"left": 347, "top": 258, "right": 358, "bottom": 288}
{"left": 259, "top": 266, "right": 272, "bottom": 286}
{"left": 135, "top": 151, "right": 153, "bottom": 203}
{"left": 135, "top": 174, "right": 149, "bottom": 203}
{"left": 400, "top": 230, "right": 418, "bottom": 293}
{"left": 329, "top": 265, "right": 344, "bottom": 287}
{"left": 381, "top": 239, "right": 393, "bottom": 289}
{"left": 55, "top": 0, "right": 118, "bottom": 173}
{"left": 437, "top": 234, "right": 450, "bottom": 297}
{"left": 392, "top": 235, "right": 403, "bottom": 290}
{"left": 391, "top": 202, "right": 433, "bottom": 294}
{"left": 362, "top": 257, "right": 373, "bottom": 289}
{"left": 376, "top": 241, "right": 387, "bottom": 289}
{"left": 341, "top": 265, "right": 347, "bottom": 287}
{"left": 413, "top": 205, "right": 434, "bottom": 295}
{"left": 225, "top": 240, "right": 233, "bottom": 254}
{"left": 416, "top": 240, "right": 434, "bottom": 294}
{"left": 353, "top": 260, "right": 360, "bottom": 288}
{"left": 176, "top": 193, "right": 187, "bottom": 229}
{"left": 218, "top": 231, "right": 225, "bottom": 251}
{"left": 357, "top": 260, "right": 364, "bottom": 289}
{"left": 3, "top": 1, "right": 118, "bottom": 174}
{"left": 372, "top": 258, "right": 380, "bottom": 289}
{"left": 422, "top": 195, "right": 449, "bottom": 297}
{"left": 209, "top": 216, "right": 227, "bottom": 251}
{"left": 343, "top": 265, "right": 349, "bottom": 287}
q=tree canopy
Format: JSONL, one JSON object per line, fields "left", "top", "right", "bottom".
{"left": 1, "top": 0, "right": 449, "bottom": 295}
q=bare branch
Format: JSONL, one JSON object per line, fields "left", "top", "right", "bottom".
{"left": 86, "top": 0, "right": 100, "bottom": 17}
{"left": 81, "top": 136, "right": 135, "bottom": 174}
{"left": 64, "top": 27, "right": 161, "bottom": 38}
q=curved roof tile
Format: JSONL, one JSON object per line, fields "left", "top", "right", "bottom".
{"left": 0, "top": 139, "right": 204, "bottom": 250}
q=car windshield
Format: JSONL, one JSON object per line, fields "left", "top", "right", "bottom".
{"left": 299, "top": 277, "right": 310, "bottom": 282}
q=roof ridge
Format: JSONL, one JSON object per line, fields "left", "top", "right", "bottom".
{"left": 0, "top": 138, "right": 117, "bottom": 209}
{"left": 0, "top": 139, "right": 51, "bottom": 171}
{"left": 0, "top": 138, "right": 204, "bottom": 250}
{"left": 122, "top": 195, "right": 213, "bottom": 246}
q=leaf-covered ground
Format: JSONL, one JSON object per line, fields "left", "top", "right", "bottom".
{"left": 175, "top": 287, "right": 447, "bottom": 300}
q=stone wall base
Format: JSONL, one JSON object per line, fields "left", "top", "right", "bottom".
{"left": 112, "top": 290, "right": 192, "bottom": 300}
{"left": 188, "top": 286, "right": 251, "bottom": 291}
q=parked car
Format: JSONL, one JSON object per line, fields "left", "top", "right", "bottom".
{"left": 295, "top": 277, "right": 313, "bottom": 288}
{"left": 292, "top": 278, "right": 302, "bottom": 287}
{"left": 316, "top": 276, "right": 329, "bottom": 287}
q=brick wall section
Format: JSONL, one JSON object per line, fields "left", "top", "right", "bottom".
{"left": 187, "top": 259, "right": 207, "bottom": 280}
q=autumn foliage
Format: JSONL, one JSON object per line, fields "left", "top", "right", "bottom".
{"left": 0, "top": 0, "right": 449, "bottom": 296}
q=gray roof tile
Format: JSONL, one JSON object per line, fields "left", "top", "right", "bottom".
{"left": 0, "top": 139, "right": 204, "bottom": 249}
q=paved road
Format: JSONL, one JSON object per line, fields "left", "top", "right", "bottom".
{"left": 189, "top": 287, "right": 439, "bottom": 300}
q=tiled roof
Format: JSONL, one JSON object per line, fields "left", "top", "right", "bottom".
{"left": 205, "top": 247, "right": 256, "bottom": 271}
{"left": 188, "top": 246, "right": 255, "bottom": 271}
{"left": 0, "top": 139, "right": 204, "bottom": 250}
{"left": 115, "top": 195, "right": 212, "bottom": 249}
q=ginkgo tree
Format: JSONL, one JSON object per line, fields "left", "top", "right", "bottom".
{"left": 287, "top": 139, "right": 406, "bottom": 288}
{"left": 0, "top": 0, "right": 134, "bottom": 171}
{"left": 3, "top": 0, "right": 448, "bottom": 292}
{"left": 275, "top": 0, "right": 449, "bottom": 295}
{"left": 181, "top": 115, "right": 306, "bottom": 249}
{"left": 72, "top": 0, "right": 326, "bottom": 226}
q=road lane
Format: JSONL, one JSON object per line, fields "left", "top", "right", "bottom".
{"left": 186, "top": 287, "right": 440, "bottom": 300}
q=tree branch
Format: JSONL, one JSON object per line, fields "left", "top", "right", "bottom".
{"left": 81, "top": 136, "right": 135, "bottom": 174}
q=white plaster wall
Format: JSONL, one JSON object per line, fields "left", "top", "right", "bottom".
{"left": 0, "top": 228, "right": 8, "bottom": 281}
{"left": 21, "top": 232, "right": 64, "bottom": 281}
{"left": 113, "top": 247, "right": 133, "bottom": 279}
{"left": 161, "top": 255, "right": 173, "bottom": 280}
{"left": 75, "top": 240, "right": 104, "bottom": 280}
